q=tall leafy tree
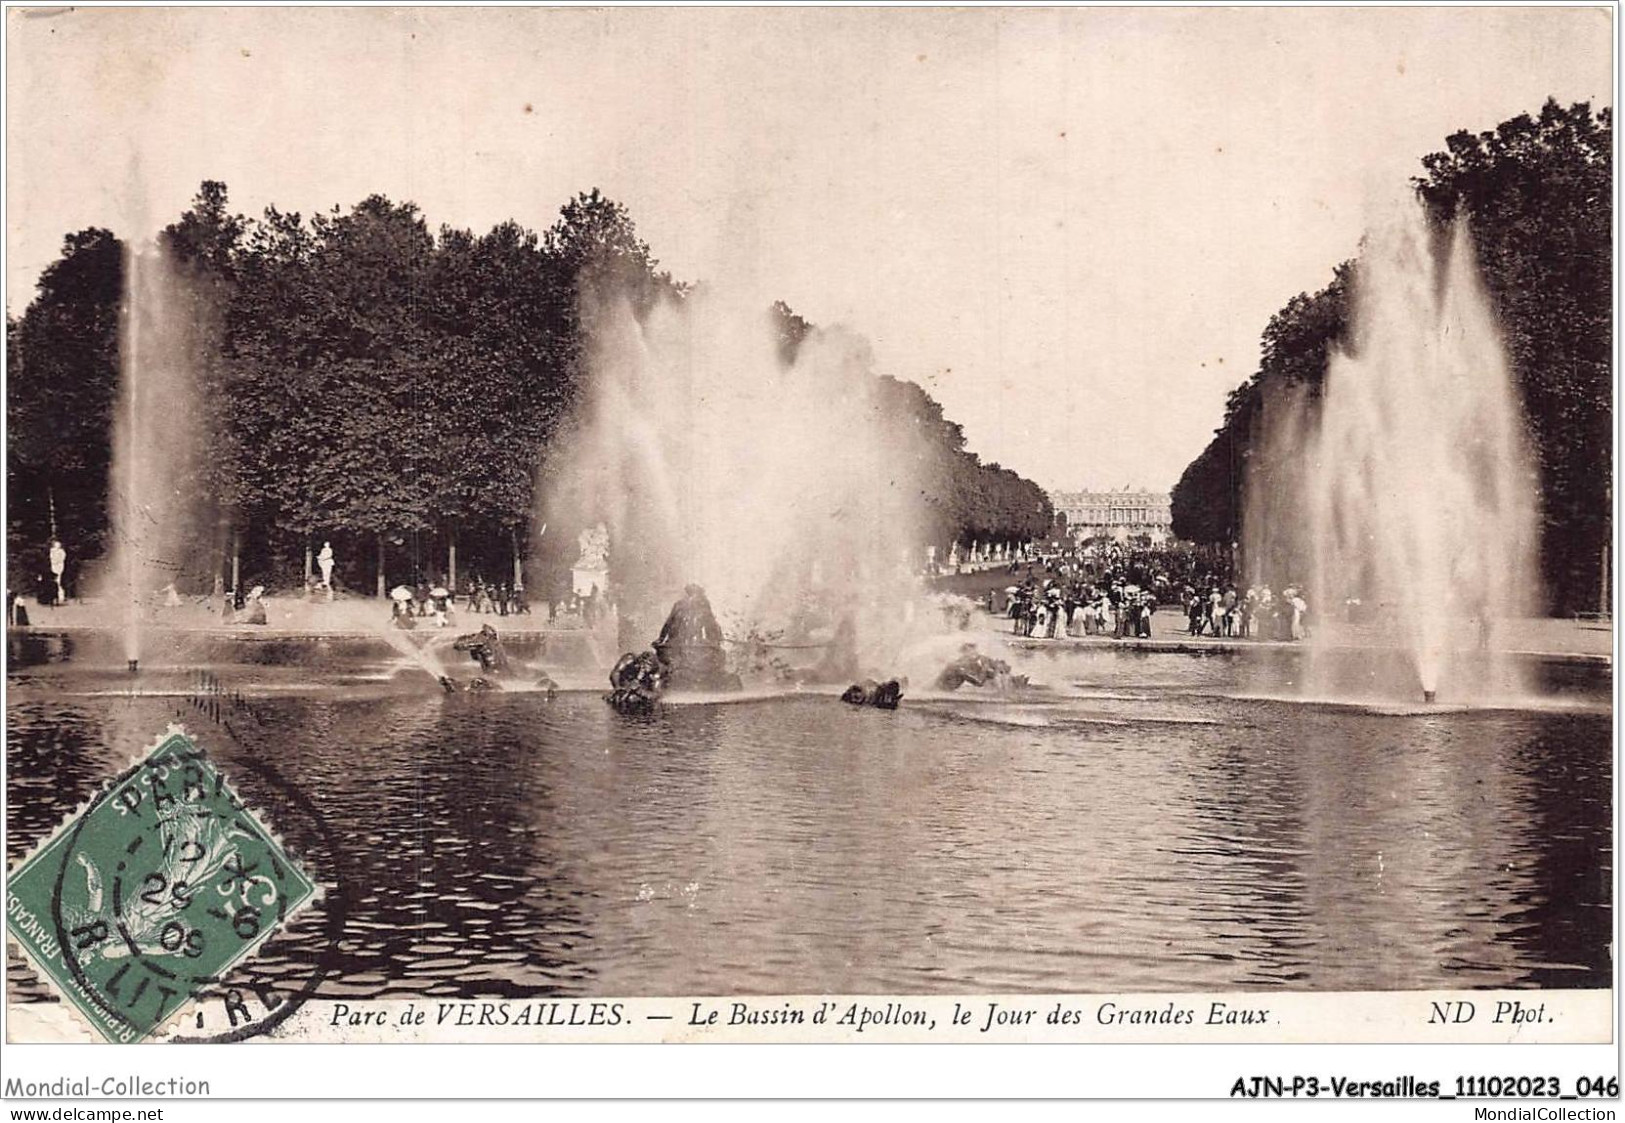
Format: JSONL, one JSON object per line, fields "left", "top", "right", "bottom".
{"left": 157, "top": 181, "right": 246, "bottom": 584}
{"left": 7, "top": 228, "right": 124, "bottom": 591}
{"left": 1175, "top": 100, "right": 1610, "bottom": 613}
{"left": 1415, "top": 99, "right": 1611, "bottom": 612}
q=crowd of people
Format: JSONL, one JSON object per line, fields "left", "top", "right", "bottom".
{"left": 378, "top": 576, "right": 624, "bottom": 632}
{"left": 987, "top": 543, "right": 1312, "bottom": 643}
{"left": 10, "top": 532, "right": 1318, "bottom": 645}
{"left": 1003, "top": 577, "right": 1158, "bottom": 639}
{"left": 1181, "top": 584, "right": 1310, "bottom": 641}
{"left": 389, "top": 577, "right": 533, "bottom": 629}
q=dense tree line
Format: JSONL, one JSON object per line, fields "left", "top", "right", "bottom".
{"left": 7, "top": 229, "right": 124, "bottom": 588}
{"left": 767, "top": 301, "right": 1052, "bottom": 549}
{"left": 7, "top": 183, "right": 1049, "bottom": 597}
{"left": 866, "top": 374, "right": 1053, "bottom": 549}
{"left": 1172, "top": 100, "right": 1610, "bottom": 612}
{"left": 1169, "top": 263, "right": 1354, "bottom": 550}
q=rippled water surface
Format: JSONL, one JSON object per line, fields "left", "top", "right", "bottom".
{"left": 6, "top": 631, "right": 1612, "bottom": 999}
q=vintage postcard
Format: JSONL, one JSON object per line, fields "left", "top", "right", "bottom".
{"left": 2, "top": 2, "right": 1615, "bottom": 1105}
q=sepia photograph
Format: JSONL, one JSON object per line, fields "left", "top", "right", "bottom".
{"left": 1, "top": 1, "right": 1616, "bottom": 1104}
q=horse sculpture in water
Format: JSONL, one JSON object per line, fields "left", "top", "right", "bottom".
{"left": 934, "top": 644, "right": 1027, "bottom": 692}
{"left": 839, "top": 678, "right": 904, "bottom": 709}
{"left": 442, "top": 623, "right": 557, "bottom": 697}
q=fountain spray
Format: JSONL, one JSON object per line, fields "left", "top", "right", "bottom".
{"left": 1244, "top": 192, "right": 1540, "bottom": 704}
{"left": 103, "top": 241, "right": 212, "bottom": 670}
{"left": 122, "top": 248, "right": 143, "bottom": 675}
{"left": 547, "top": 281, "right": 933, "bottom": 670}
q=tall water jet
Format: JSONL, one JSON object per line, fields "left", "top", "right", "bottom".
{"left": 542, "top": 280, "right": 933, "bottom": 673}
{"left": 104, "top": 241, "right": 212, "bottom": 667}
{"left": 1247, "top": 193, "right": 1540, "bottom": 702}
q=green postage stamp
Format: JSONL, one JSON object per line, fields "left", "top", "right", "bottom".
{"left": 5, "top": 727, "right": 317, "bottom": 1043}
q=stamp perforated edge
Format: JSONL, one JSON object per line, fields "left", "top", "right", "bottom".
{"left": 5, "top": 721, "right": 325, "bottom": 1043}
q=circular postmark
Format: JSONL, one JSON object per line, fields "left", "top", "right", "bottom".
{"left": 166, "top": 752, "right": 348, "bottom": 1044}
{"left": 45, "top": 736, "right": 346, "bottom": 1044}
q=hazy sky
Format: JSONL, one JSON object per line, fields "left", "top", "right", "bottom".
{"left": 6, "top": 6, "right": 1613, "bottom": 492}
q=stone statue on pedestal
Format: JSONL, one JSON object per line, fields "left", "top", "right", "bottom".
{"left": 318, "top": 541, "right": 335, "bottom": 591}
{"left": 48, "top": 539, "right": 66, "bottom": 605}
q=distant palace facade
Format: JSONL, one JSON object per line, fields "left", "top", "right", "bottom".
{"left": 1050, "top": 488, "right": 1173, "bottom": 545}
